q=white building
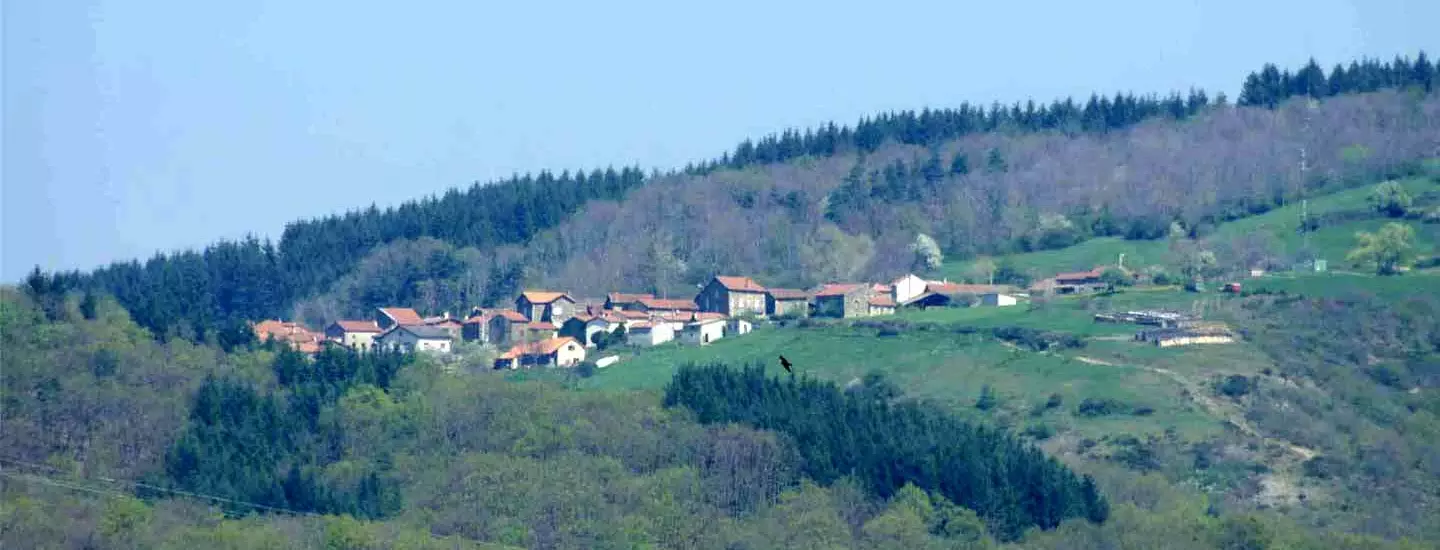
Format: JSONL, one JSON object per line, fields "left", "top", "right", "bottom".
{"left": 680, "top": 318, "right": 726, "bottom": 346}
{"left": 890, "top": 273, "right": 929, "bottom": 304}
{"left": 627, "top": 322, "right": 676, "bottom": 347}
{"left": 375, "top": 325, "right": 453, "bottom": 354}
{"left": 726, "top": 318, "right": 753, "bottom": 337}
{"left": 980, "top": 293, "right": 1019, "bottom": 307}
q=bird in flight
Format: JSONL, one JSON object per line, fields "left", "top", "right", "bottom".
{"left": 779, "top": 355, "right": 794, "bottom": 374}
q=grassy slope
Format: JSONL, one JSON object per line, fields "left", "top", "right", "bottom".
{"left": 551, "top": 177, "right": 1440, "bottom": 452}
{"left": 930, "top": 176, "right": 1439, "bottom": 280}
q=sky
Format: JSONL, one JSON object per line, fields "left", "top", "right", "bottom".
{"left": 3, "top": 0, "right": 1438, "bottom": 283}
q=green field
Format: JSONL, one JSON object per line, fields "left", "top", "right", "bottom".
{"left": 930, "top": 176, "right": 1440, "bottom": 282}
{"left": 524, "top": 176, "right": 1440, "bottom": 456}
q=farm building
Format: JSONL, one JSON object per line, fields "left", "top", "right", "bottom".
{"left": 627, "top": 322, "right": 676, "bottom": 347}
{"left": 695, "top": 275, "right": 768, "bottom": 317}
{"left": 766, "top": 288, "right": 811, "bottom": 317}
{"left": 493, "top": 336, "right": 586, "bottom": 369}
{"left": 325, "top": 320, "right": 383, "bottom": 351}
{"left": 1136, "top": 326, "right": 1236, "bottom": 347}
{"left": 680, "top": 318, "right": 727, "bottom": 346}
{"left": 980, "top": 293, "right": 1019, "bottom": 307}
{"left": 375, "top": 325, "right": 453, "bottom": 354}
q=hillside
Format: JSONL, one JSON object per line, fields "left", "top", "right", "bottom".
{"left": 22, "top": 52, "right": 1436, "bottom": 341}
{"left": 549, "top": 266, "right": 1440, "bottom": 542}
{"left": 8, "top": 51, "right": 1440, "bottom": 550}
{"left": 5, "top": 284, "right": 1437, "bottom": 549}
{"left": 930, "top": 173, "right": 1440, "bottom": 283}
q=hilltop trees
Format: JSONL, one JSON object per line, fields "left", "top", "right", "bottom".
{"left": 26, "top": 51, "right": 1438, "bottom": 344}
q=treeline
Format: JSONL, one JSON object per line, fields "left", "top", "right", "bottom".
{"left": 663, "top": 363, "right": 1109, "bottom": 541}
{"left": 1239, "top": 53, "right": 1435, "bottom": 108}
{"left": 27, "top": 52, "right": 1433, "bottom": 344}
{"left": 690, "top": 52, "right": 1432, "bottom": 175}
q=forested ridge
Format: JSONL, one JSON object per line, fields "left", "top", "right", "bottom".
{"left": 21, "top": 52, "right": 1438, "bottom": 343}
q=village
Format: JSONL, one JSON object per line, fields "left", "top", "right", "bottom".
{"left": 250, "top": 265, "right": 1241, "bottom": 370}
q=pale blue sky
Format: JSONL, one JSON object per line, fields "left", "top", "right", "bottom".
{"left": 3, "top": 0, "right": 1437, "bottom": 282}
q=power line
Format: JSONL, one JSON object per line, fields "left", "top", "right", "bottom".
{"left": 0, "top": 455, "right": 316, "bottom": 517}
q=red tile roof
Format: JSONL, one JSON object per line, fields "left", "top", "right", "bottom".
{"left": 1054, "top": 267, "right": 1106, "bottom": 282}
{"left": 520, "top": 291, "right": 572, "bottom": 304}
{"left": 494, "top": 310, "right": 529, "bottom": 322}
{"left": 713, "top": 276, "right": 766, "bottom": 292}
{"left": 463, "top": 310, "right": 495, "bottom": 324}
{"left": 378, "top": 307, "right": 424, "bottom": 326}
{"left": 767, "top": 288, "right": 811, "bottom": 300}
{"left": 868, "top": 295, "right": 896, "bottom": 307}
{"left": 813, "top": 283, "right": 868, "bottom": 298}
{"left": 925, "top": 282, "right": 1014, "bottom": 295}
{"left": 527, "top": 321, "right": 558, "bottom": 331}
{"left": 637, "top": 297, "right": 699, "bottom": 311}
{"left": 332, "top": 320, "right": 382, "bottom": 333}
{"left": 499, "top": 336, "right": 581, "bottom": 359}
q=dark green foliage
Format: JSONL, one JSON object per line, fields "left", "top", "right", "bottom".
{"left": 1217, "top": 375, "right": 1255, "bottom": 398}
{"left": 90, "top": 348, "right": 119, "bottom": 378}
{"left": 159, "top": 347, "right": 415, "bottom": 518}
{"left": 1239, "top": 52, "right": 1435, "bottom": 107}
{"left": 1076, "top": 398, "right": 1130, "bottom": 417}
{"left": 22, "top": 52, "right": 1433, "bottom": 347}
{"left": 662, "top": 363, "right": 1110, "bottom": 541}
{"left": 974, "top": 384, "right": 998, "bottom": 411}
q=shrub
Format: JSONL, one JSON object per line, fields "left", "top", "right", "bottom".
{"left": 1217, "top": 375, "right": 1255, "bottom": 398}
{"left": 1077, "top": 397, "right": 1129, "bottom": 417}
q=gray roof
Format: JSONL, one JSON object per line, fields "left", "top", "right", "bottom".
{"left": 397, "top": 325, "right": 453, "bottom": 340}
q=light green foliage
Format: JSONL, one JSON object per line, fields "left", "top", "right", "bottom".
{"left": 1368, "top": 181, "right": 1413, "bottom": 217}
{"left": 912, "top": 233, "right": 945, "bottom": 271}
{"left": 1347, "top": 222, "right": 1416, "bottom": 274}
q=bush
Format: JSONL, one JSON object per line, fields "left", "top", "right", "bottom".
{"left": 1076, "top": 397, "right": 1129, "bottom": 417}
{"left": 1045, "top": 393, "right": 1064, "bottom": 410}
{"left": 1217, "top": 375, "right": 1255, "bottom": 398}
{"left": 1023, "top": 424, "right": 1054, "bottom": 440}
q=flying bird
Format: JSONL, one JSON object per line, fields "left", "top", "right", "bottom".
{"left": 779, "top": 355, "right": 794, "bottom": 374}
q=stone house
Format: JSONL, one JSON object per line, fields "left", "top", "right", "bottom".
{"left": 516, "top": 291, "right": 578, "bottom": 324}
{"left": 812, "top": 284, "right": 875, "bottom": 318}
{"left": 765, "top": 288, "right": 811, "bottom": 317}
{"left": 695, "top": 276, "right": 767, "bottom": 317}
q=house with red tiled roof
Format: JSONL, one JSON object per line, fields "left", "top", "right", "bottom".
{"left": 867, "top": 294, "right": 897, "bottom": 316}
{"left": 462, "top": 309, "right": 497, "bottom": 343}
{"left": 486, "top": 310, "right": 533, "bottom": 346}
{"left": 1029, "top": 266, "right": 1109, "bottom": 295}
{"left": 631, "top": 297, "right": 699, "bottom": 314}
{"left": 376, "top": 307, "right": 424, "bottom": 331}
{"left": 253, "top": 320, "right": 325, "bottom": 354}
{"left": 812, "top": 283, "right": 875, "bottom": 318}
{"left": 515, "top": 290, "right": 578, "bottom": 324}
{"left": 325, "top": 320, "right": 383, "bottom": 351}
{"left": 765, "top": 288, "right": 811, "bottom": 318}
{"left": 493, "top": 336, "right": 587, "bottom": 369}
{"left": 695, "top": 275, "right": 768, "bottom": 317}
